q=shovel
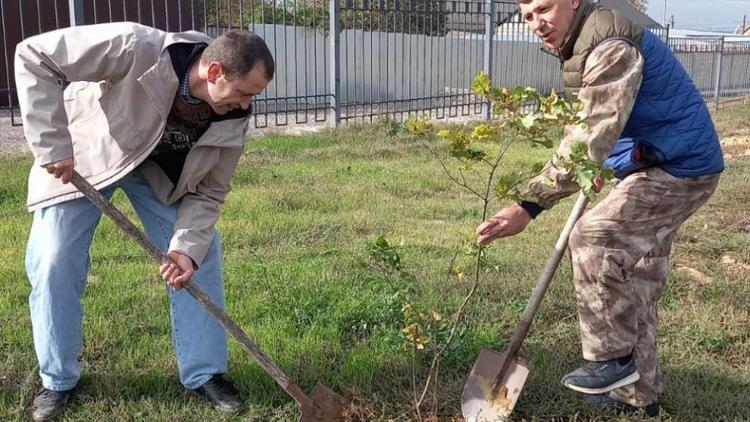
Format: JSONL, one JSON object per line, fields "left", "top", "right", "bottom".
{"left": 461, "top": 192, "right": 590, "bottom": 421}
{"left": 70, "top": 171, "right": 345, "bottom": 422}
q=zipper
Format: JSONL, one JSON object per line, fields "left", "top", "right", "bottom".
{"left": 539, "top": 46, "right": 564, "bottom": 69}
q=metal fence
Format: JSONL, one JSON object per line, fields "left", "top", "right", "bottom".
{"left": 669, "top": 36, "right": 750, "bottom": 110}
{"left": 3, "top": 0, "right": 750, "bottom": 129}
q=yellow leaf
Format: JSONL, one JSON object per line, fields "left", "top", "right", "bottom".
{"left": 431, "top": 309, "right": 443, "bottom": 322}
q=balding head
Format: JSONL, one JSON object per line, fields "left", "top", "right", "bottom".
{"left": 517, "top": 0, "right": 581, "bottom": 49}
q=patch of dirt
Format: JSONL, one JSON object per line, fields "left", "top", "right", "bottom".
{"left": 721, "top": 135, "right": 750, "bottom": 159}
{"left": 675, "top": 253, "right": 750, "bottom": 286}
{"left": 674, "top": 261, "right": 714, "bottom": 286}
{"left": 341, "top": 387, "right": 383, "bottom": 422}
{"left": 720, "top": 254, "right": 750, "bottom": 279}
{"left": 718, "top": 213, "right": 750, "bottom": 233}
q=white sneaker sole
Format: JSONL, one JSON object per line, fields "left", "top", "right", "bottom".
{"left": 563, "top": 372, "right": 641, "bottom": 395}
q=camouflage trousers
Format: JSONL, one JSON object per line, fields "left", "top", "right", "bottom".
{"left": 568, "top": 166, "right": 720, "bottom": 407}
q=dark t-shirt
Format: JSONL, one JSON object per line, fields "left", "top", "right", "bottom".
{"left": 149, "top": 43, "right": 251, "bottom": 185}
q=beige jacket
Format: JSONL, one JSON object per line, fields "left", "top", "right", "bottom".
{"left": 14, "top": 22, "right": 249, "bottom": 266}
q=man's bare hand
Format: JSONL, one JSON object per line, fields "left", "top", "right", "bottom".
{"left": 476, "top": 205, "right": 532, "bottom": 246}
{"left": 593, "top": 175, "right": 604, "bottom": 193}
{"left": 43, "top": 157, "right": 74, "bottom": 183}
{"left": 160, "top": 251, "right": 195, "bottom": 290}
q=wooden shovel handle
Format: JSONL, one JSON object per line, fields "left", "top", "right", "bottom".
{"left": 70, "top": 171, "right": 314, "bottom": 409}
{"left": 493, "top": 193, "right": 589, "bottom": 391}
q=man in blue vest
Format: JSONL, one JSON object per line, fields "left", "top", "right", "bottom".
{"left": 476, "top": 0, "right": 723, "bottom": 417}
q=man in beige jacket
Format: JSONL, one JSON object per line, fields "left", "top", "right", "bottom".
{"left": 15, "top": 22, "right": 273, "bottom": 420}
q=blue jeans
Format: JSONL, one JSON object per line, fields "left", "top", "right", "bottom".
{"left": 26, "top": 173, "right": 228, "bottom": 391}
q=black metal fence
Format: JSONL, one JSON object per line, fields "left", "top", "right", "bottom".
{"left": 2, "top": 0, "right": 750, "bottom": 129}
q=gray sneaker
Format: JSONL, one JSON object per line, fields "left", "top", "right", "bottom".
{"left": 31, "top": 388, "right": 75, "bottom": 421}
{"left": 561, "top": 354, "right": 640, "bottom": 394}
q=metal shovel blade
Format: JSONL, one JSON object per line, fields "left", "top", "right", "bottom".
{"left": 462, "top": 194, "right": 589, "bottom": 421}
{"left": 461, "top": 348, "right": 529, "bottom": 422}
{"left": 298, "top": 383, "right": 347, "bottom": 422}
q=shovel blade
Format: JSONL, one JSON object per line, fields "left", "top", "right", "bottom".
{"left": 461, "top": 348, "right": 530, "bottom": 422}
{"left": 298, "top": 383, "right": 346, "bottom": 422}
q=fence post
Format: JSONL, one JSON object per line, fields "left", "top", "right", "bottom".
{"left": 483, "top": 0, "right": 496, "bottom": 120}
{"left": 69, "top": 0, "right": 85, "bottom": 26}
{"left": 713, "top": 36, "right": 724, "bottom": 111}
{"left": 329, "top": 0, "right": 341, "bottom": 126}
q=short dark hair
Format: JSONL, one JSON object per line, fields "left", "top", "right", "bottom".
{"left": 202, "top": 29, "right": 275, "bottom": 80}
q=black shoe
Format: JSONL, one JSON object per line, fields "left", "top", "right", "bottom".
{"left": 561, "top": 354, "right": 640, "bottom": 394}
{"left": 580, "top": 393, "right": 659, "bottom": 417}
{"left": 31, "top": 387, "right": 75, "bottom": 421}
{"left": 191, "top": 374, "right": 246, "bottom": 413}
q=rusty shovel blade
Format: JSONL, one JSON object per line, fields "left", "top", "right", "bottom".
{"left": 461, "top": 348, "right": 529, "bottom": 422}
{"left": 298, "top": 383, "right": 347, "bottom": 422}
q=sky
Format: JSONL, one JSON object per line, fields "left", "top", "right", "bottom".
{"left": 646, "top": 0, "right": 750, "bottom": 33}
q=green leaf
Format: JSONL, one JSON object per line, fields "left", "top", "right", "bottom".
{"left": 385, "top": 121, "right": 404, "bottom": 137}
{"left": 560, "top": 141, "right": 614, "bottom": 201}
{"left": 494, "top": 171, "right": 525, "bottom": 201}
{"left": 471, "top": 123, "right": 496, "bottom": 143}
{"left": 519, "top": 114, "right": 537, "bottom": 130}
{"left": 571, "top": 141, "right": 589, "bottom": 158}
{"left": 446, "top": 130, "right": 486, "bottom": 161}
{"left": 404, "top": 116, "right": 433, "bottom": 137}
{"left": 489, "top": 87, "right": 504, "bottom": 102}
{"left": 539, "top": 137, "right": 554, "bottom": 148}
{"left": 437, "top": 129, "right": 452, "bottom": 139}
{"left": 471, "top": 72, "right": 492, "bottom": 97}
{"left": 367, "top": 236, "right": 401, "bottom": 270}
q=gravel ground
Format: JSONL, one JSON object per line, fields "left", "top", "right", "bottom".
{"left": 0, "top": 110, "right": 29, "bottom": 155}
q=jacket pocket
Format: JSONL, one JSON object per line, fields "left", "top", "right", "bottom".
{"left": 604, "top": 137, "right": 656, "bottom": 179}
{"left": 64, "top": 82, "right": 105, "bottom": 128}
{"left": 99, "top": 91, "right": 144, "bottom": 151}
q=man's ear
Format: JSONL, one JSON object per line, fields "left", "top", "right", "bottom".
{"left": 206, "top": 62, "right": 224, "bottom": 83}
{"left": 572, "top": 0, "right": 581, "bottom": 10}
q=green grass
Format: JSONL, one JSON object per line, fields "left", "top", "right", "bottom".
{"left": 1, "top": 106, "right": 749, "bottom": 421}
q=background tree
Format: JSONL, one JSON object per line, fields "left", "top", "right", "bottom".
{"left": 202, "top": 0, "right": 449, "bottom": 36}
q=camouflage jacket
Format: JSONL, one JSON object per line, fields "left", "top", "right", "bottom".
{"left": 523, "top": 39, "right": 644, "bottom": 210}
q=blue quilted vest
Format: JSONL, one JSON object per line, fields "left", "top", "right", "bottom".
{"left": 605, "top": 30, "right": 724, "bottom": 179}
